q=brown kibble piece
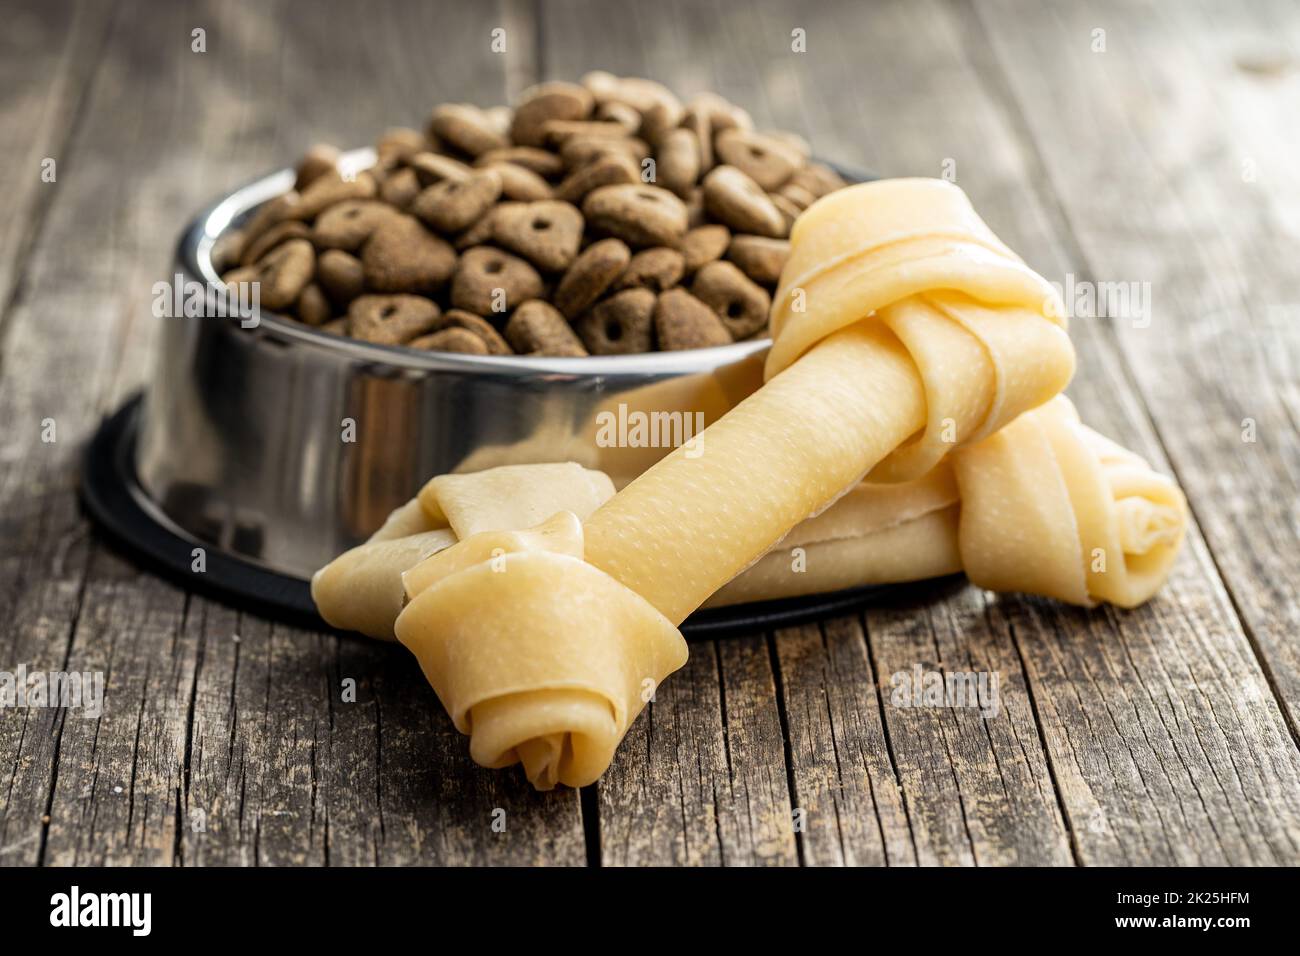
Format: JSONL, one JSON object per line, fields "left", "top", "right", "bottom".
{"left": 510, "top": 82, "right": 595, "bottom": 147}
{"left": 505, "top": 299, "right": 588, "bottom": 356}
{"left": 212, "top": 228, "right": 245, "bottom": 272}
{"left": 451, "top": 246, "right": 544, "bottom": 316}
{"left": 658, "top": 127, "right": 701, "bottom": 197}
{"left": 291, "top": 170, "right": 378, "bottom": 221}
{"left": 484, "top": 162, "right": 553, "bottom": 202}
{"left": 317, "top": 249, "right": 365, "bottom": 305}
{"left": 692, "top": 260, "right": 771, "bottom": 339}
{"left": 296, "top": 283, "right": 332, "bottom": 326}
{"left": 682, "top": 103, "right": 714, "bottom": 171}
{"left": 348, "top": 294, "right": 442, "bottom": 345}
{"left": 375, "top": 127, "right": 428, "bottom": 166}
{"left": 313, "top": 200, "right": 400, "bottom": 252}
{"left": 240, "top": 238, "right": 315, "bottom": 311}
{"left": 638, "top": 100, "right": 680, "bottom": 145}
{"left": 777, "top": 182, "right": 817, "bottom": 211}
{"left": 715, "top": 129, "right": 802, "bottom": 191}
{"left": 237, "top": 193, "right": 299, "bottom": 260}
{"left": 727, "top": 235, "right": 790, "bottom": 286}
{"left": 483, "top": 105, "right": 513, "bottom": 137}
{"left": 492, "top": 200, "right": 584, "bottom": 272}
{"left": 702, "top": 165, "right": 785, "bottom": 238}
{"left": 595, "top": 100, "right": 641, "bottom": 133}
{"left": 320, "top": 317, "right": 348, "bottom": 336}
{"left": 475, "top": 147, "right": 565, "bottom": 179}
{"left": 239, "top": 219, "right": 312, "bottom": 267}
{"left": 554, "top": 153, "right": 638, "bottom": 204}
{"left": 453, "top": 203, "right": 507, "bottom": 250}
{"left": 409, "top": 151, "right": 472, "bottom": 187}
{"left": 380, "top": 167, "right": 421, "bottom": 210}
{"left": 788, "top": 162, "right": 848, "bottom": 198}
{"left": 769, "top": 193, "right": 800, "bottom": 235}
{"left": 430, "top": 309, "right": 513, "bottom": 355}
{"left": 412, "top": 168, "right": 503, "bottom": 234}
{"left": 766, "top": 129, "right": 812, "bottom": 160}
{"left": 583, "top": 184, "right": 689, "bottom": 248}
{"left": 574, "top": 288, "right": 656, "bottom": 354}
{"left": 295, "top": 144, "right": 340, "bottom": 191}
{"left": 361, "top": 215, "right": 456, "bottom": 293}
{"left": 689, "top": 91, "right": 753, "bottom": 136}
{"left": 678, "top": 224, "right": 731, "bottom": 274}
{"left": 582, "top": 72, "right": 683, "bottom": 127}
{"left": 540, "top": 119, "right": 630, "bottom": 146}
{"left": 559, "top": 135, "right": 650, "bottom": 168}
{"left": 614, "top": 247, "right": 685, "bottom": 292}
{"left": 654, "top": 288, "right": 733, "bottom": 350}
{"left": 409, "top": 327, "right": 489, "bottom": 355}
{"left": 428, "top": 104, "right": 509, "bottom": 157}
{"left": 553, "top": 238, "right": 631, "bottom": 318}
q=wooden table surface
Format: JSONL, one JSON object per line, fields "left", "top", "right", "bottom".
{"left": 1, "top": 0, "right": 1298, "bottom": 867}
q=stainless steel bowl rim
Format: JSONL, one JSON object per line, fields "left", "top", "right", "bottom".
{"left": 179, "top": 147, "right": 773, "bottom": 378}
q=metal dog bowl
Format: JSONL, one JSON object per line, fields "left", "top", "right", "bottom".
{"left": 83, "top": 150, "right": 890, "bottom": 635}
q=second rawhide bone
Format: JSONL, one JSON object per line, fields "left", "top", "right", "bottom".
{"left": 708, "top": 396, "right": 1187, "bottom": 609}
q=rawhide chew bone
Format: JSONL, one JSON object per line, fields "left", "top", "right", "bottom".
{"left": 312, "top": 462, "right": 614, "bottom": 639}
{"left": 388, "top": 178, "right": 1074, "bottom": 788}
{"left": 581, "top": 178, "right": 1075, "bottom": 622}
{"left": 395, "top": 512, "right": 687, "bottom": 790}
{"left": 709, "top": 396, "right": 1187, "bottom": 609}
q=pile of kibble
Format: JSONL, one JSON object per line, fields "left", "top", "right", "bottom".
{"left": 218, "top": 73, "right": 848, "bottom": 356}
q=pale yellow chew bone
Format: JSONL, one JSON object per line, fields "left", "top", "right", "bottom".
{"left": 954, "top": 395, "right": 1186, "bottom": 607}
{"left": 395, "top": 515, "right": 687, "bottom": 790}
{"left": 388, "top": 179, "right": 1076, "bottom": 789}
{"left": 583, "top": 178, "right": 1074, "bottom": 622}
{"left": 418, "top": 463, "right": 614, "bottom": 536}
{"left": 706, "top": 460, "right": 964, "bottom": 607}
{"left": 312, "top": 462, "right": 614, "bottom": 639}
{"left": 709, "top": 396, "right": 1187, "bottom": 609}
{"left": 311, "top": 528, "right": 457, "bottom": 639}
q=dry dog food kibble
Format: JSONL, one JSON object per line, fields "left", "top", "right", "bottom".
{"left": 221, "top": 73, "right": 848, "bottom": 355}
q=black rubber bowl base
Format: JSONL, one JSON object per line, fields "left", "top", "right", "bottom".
{"left": 82, "top": 395, "right": 901, "bottom": 640}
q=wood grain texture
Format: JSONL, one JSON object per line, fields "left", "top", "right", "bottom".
{"left": 971, "top": 0, "right": 1300, "bottom": 741}
{"left": 0, "top": 0, "right": 111, "bottom": 346}
{"left": 599, "top": 639, "right": 796, "bottom": 865}
{"left": 1, "top": 0, "right": 1298, "bottom": 867}
{"left": 1, "top": 0, "right": 585, "bottom": 867}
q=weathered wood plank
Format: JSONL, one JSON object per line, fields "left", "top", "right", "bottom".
{"left": 0, "top": 0, "right": 143, "bottom": 867}
{"left": 598, "top": 638, "right": 797, "bottom": 866}
{"left": 772, "top": 616, "right": 918, "bottom": 867}
{"left": 38, "top": 549, "right": 192, "bottom": 866}
{"left": 868, "top": 589, "right": 1077, "bottom": 865}
{"left": 959, "top": 0, "right": 1300, "bottom": 861}
{"left": 2, "top": 0, "right": 585, "bottom": 866}
{"left": 0, "top": 0, "right": 112, "bottom": 341}
{"left": 971, "top": 0, "right": 1300, "bottom": 734}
